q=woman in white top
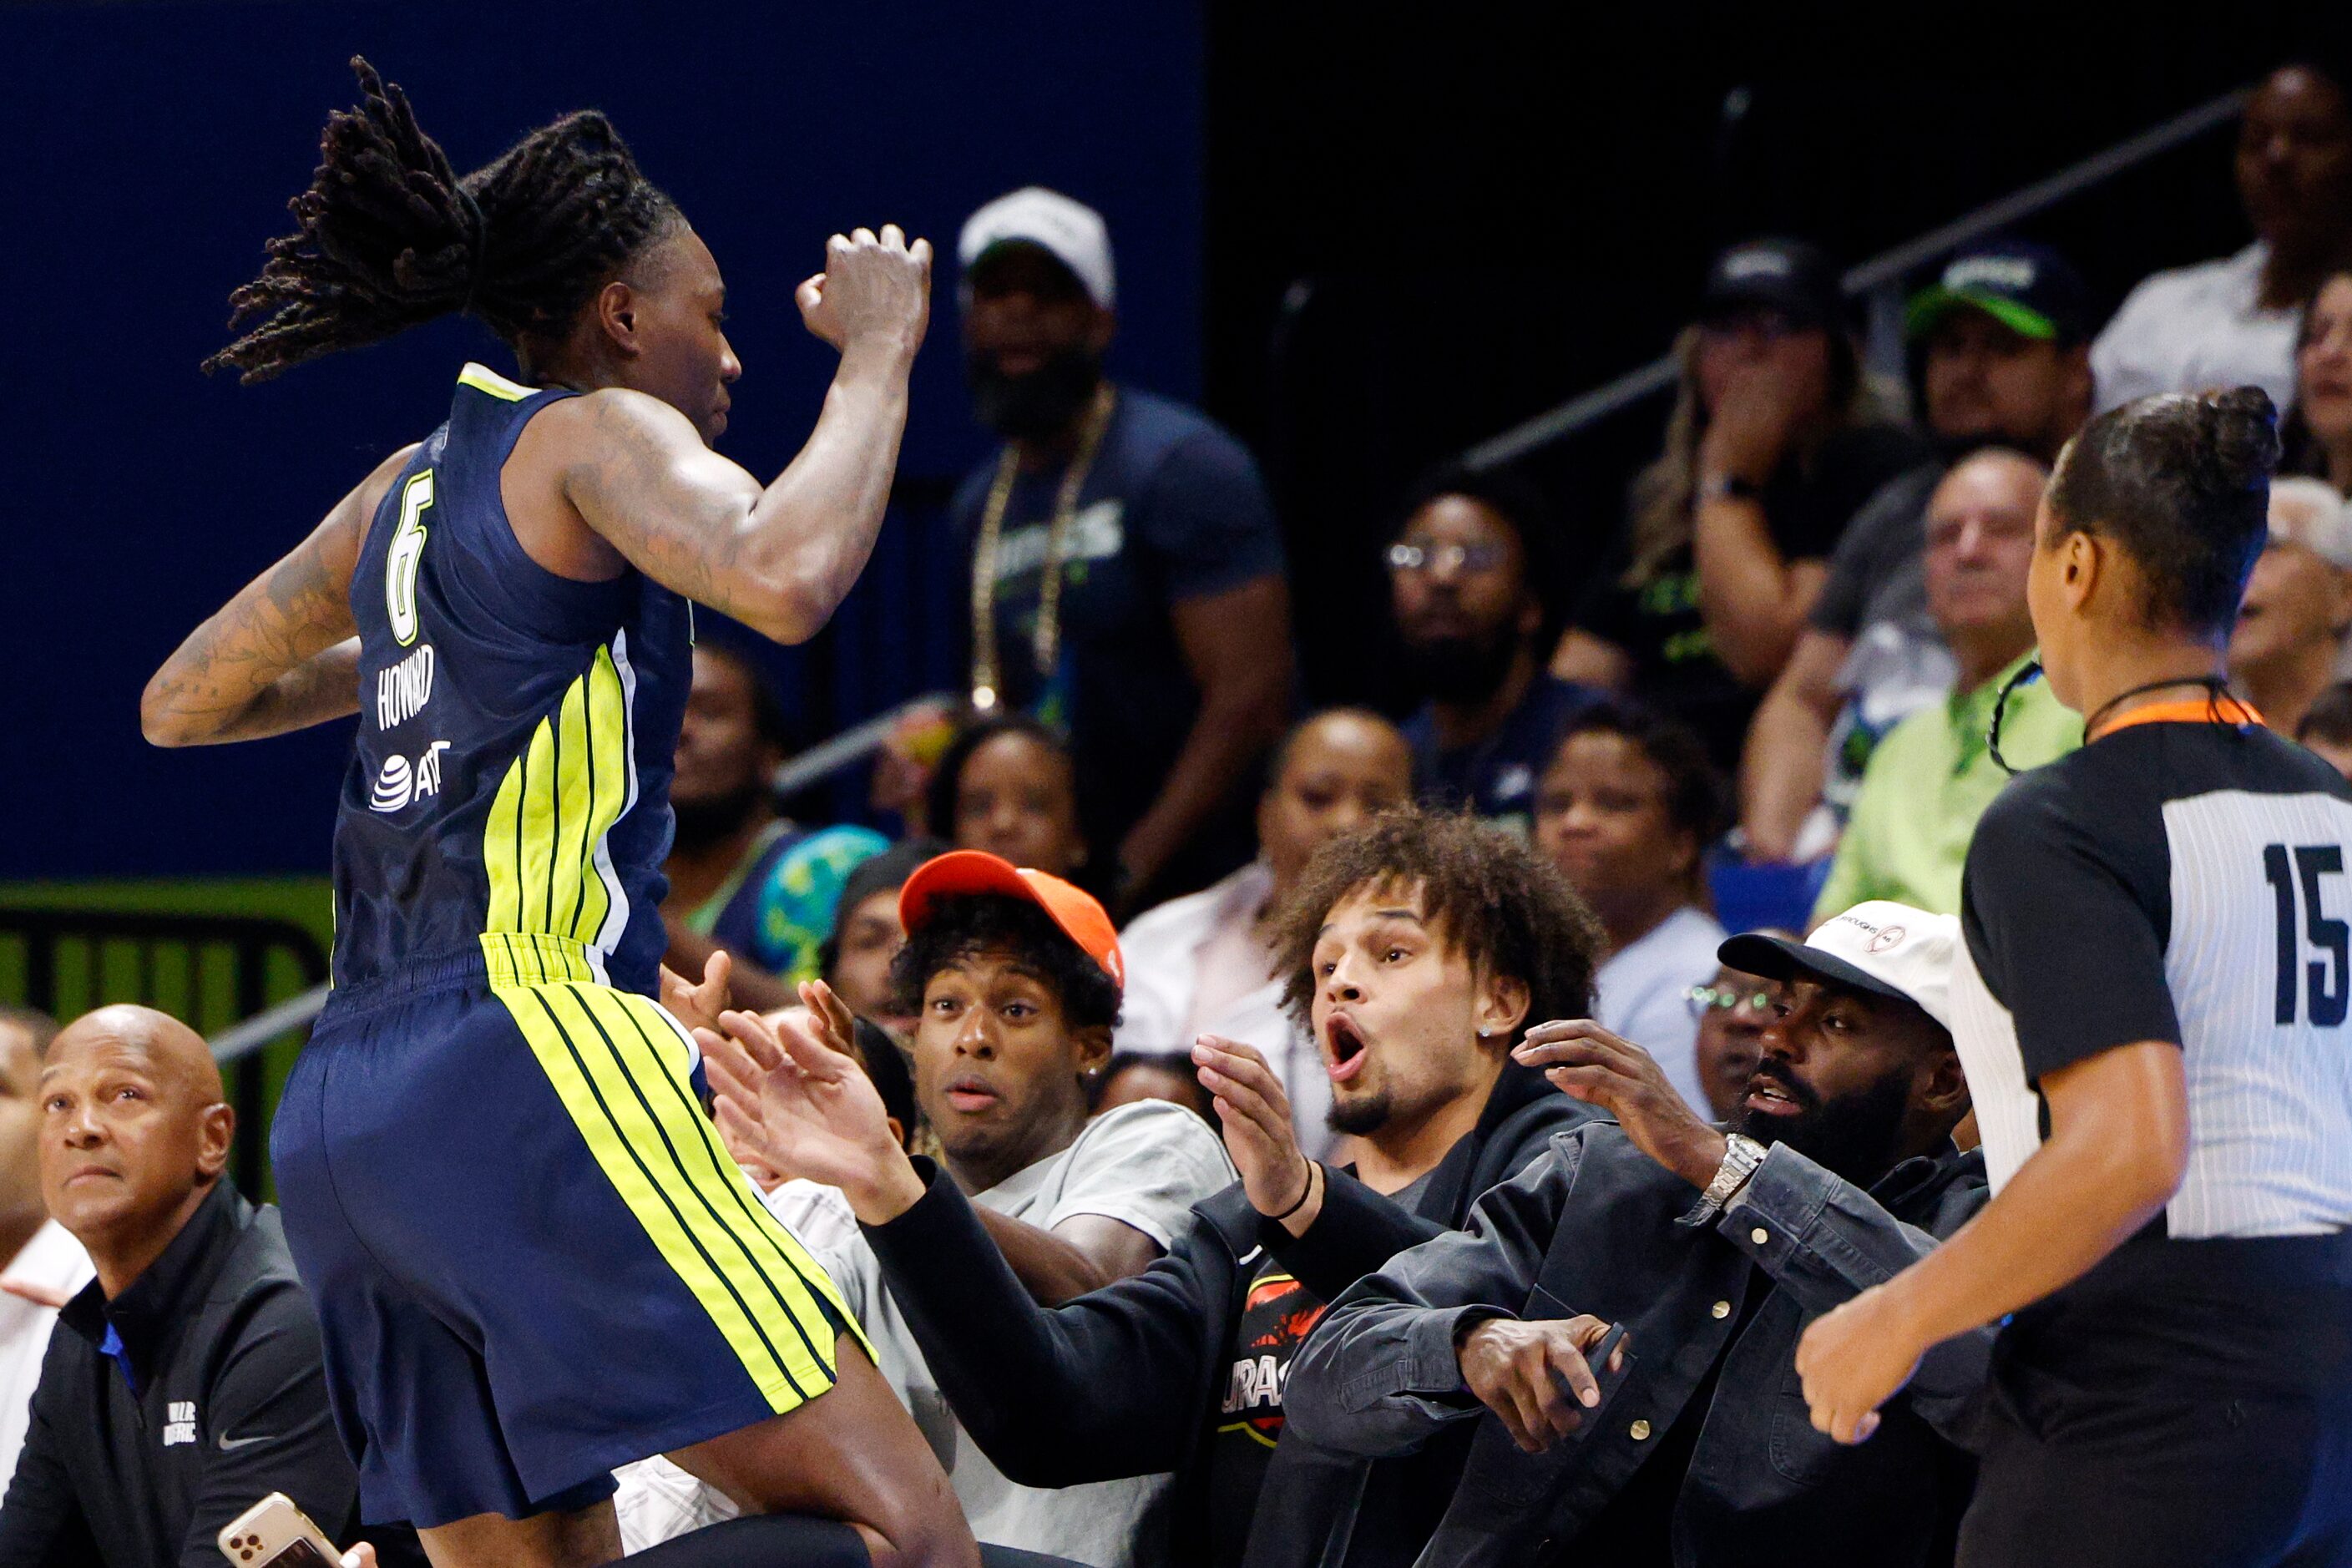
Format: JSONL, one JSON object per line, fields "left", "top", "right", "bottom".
{"left": 1115, "top": 710, "right": 1412, "bottom": 1156}
{"left": 1534, "top": 701, "right": 1730, "bottom": 1112}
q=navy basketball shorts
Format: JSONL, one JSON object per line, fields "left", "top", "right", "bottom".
{"left": 271, "top": 939, "right": 867, "bottom": 1530}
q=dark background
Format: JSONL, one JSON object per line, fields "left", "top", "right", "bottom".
{"left": 6, "top": 1, "right": 2350, "bottom": 880}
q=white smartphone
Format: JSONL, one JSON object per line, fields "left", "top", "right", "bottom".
{"left": 217, "top": 1492, "right": 344, "bottom": 1567}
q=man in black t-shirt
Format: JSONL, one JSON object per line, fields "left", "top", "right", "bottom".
{"left": 949, "top": 188, "right": 1294, "bottom": 912}
{"left": 1797, "top": 389, "right": 2352, "bottom": 1567}
{"left": 1389, "top": 466, "right": 1601, "bottom": 832}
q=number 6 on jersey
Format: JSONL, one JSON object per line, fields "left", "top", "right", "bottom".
{"left": 386, "top": 470, "right": 434, "bottom": 647}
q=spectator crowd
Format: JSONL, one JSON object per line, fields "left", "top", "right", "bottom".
{"left": 16, "top": 56, "right": 2352, "bottom": 1568}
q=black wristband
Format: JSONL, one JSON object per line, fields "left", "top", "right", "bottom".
{"left": 1272, "top": 1159, "right": 1319, "bottom": 1223}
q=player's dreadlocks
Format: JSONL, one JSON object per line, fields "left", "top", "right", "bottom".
{"left": 205, "top": 57, "right": 681, "bottom": 383}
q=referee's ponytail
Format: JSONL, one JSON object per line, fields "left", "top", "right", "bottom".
{"left": 2048, "top": 386, "right": 2283, "bottom": 637}
{"left": 205, "top": 58, "right": 680, "bottom": 383}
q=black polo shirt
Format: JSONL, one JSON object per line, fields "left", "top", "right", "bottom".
{"left": 0, "top": 1181, "right": 423, "bottom": 1568}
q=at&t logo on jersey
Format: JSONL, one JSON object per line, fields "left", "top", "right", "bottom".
{"left": 371, "top": 741, "right": 452, "bottom": 813}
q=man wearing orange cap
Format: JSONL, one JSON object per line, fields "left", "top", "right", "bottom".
{"left": 711, "top": 851, "right": 1233, "bottom": 1568}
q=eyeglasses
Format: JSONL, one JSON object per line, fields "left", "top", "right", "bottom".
{"left": 1387, "top": 540, "right": 1510, "bottom": 575}
{"left": 1685, "top": 984, "right": 1773, "bottom": 1022}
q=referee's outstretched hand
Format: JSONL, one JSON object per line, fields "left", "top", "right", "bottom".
{"left": 1514, "top": 1019, "right": 1728, "bottom": 1191}
{"left": 1793, "top": 1283, "right": 1925, "bottom": 1445}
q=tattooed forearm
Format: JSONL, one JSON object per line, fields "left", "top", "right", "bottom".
{"left": 197, "top": 639, "right": 364, "bottom": 743}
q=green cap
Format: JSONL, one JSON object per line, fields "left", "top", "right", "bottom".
{"left": 1903, "top": 242, "right": 2093, "bottom": 345}
{"left": 1905, "top": 286, "right": 2057, "bottom": 343}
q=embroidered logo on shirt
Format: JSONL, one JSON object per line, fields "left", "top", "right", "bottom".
{"left": 162, "top": 1400, "right": 197, "bottom": 1447}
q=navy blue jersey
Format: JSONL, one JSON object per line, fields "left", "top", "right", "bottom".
{"left": 330, "top": 363, "right": 691, "bottom": 995}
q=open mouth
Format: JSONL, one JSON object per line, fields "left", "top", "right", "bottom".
{"left": 943, "top": 1075, "right": 999, "bottom": 1115}
{"left": 1743, "top": 1072, "right": 1805, "bottom": 1118}
{"left": 1325, "top": 1014, "right": 1371, "bottom": 1085}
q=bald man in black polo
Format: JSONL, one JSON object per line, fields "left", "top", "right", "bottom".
{"left": 0, "top": 1006, "right": 423, "bottom": 1567}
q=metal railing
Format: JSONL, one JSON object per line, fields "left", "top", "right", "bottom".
{"left": 202, "top": 690, "right": 958, "bottom": 1065}
{"left": 1460, "top": 84, "right": 2252, "bottom": 473}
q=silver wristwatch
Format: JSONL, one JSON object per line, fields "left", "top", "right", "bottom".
{"left": 1687, "top": 1133, "right": 1768, "bottom": 1222}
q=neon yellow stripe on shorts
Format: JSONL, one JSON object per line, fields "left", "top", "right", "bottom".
{"left": 493, "top": 980, "right": 862, "bottom": 1413}
{"left": 574, "top": 988, "right": 869, "bottom": 1355}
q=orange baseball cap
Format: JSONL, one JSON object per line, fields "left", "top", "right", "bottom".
{"left": 896, "top": 850, "right": 1125, "bottom": 990}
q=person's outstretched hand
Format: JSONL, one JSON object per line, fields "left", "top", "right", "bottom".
{"left": 661, "top": 948, "right": 732, "bottom": 1038}
{"left": 1193, "top": 1034, "right": 1318, "bottom": 1234}
{"left": 701, "top": 984, "right": 923, "bottom": 1225}
{"left": 797, "top": 225, "right": 932, "bottom": 359}
{"left": 1793, "top": 1282, "right": 1925, "bottom": 1444}
{"left": 1514, "top": 1019, "right": 1729, "bottom": 1191}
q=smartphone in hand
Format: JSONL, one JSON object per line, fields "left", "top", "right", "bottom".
{"left": 218, "top": 1492, "right": 344, "bottom": 1567}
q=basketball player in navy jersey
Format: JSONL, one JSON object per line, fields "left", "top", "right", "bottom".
{"left": 1797, "top": 390, "right": 2352, "bottom": 1566}
{"left": 140, "top": 63, "right": 973, "bottom": 1568}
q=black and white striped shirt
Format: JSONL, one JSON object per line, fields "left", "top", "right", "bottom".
{"left": 1952, "top": 712, "right": 2352, "bottom": 1239}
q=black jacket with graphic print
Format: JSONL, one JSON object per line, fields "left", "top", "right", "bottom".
{"left": 0, "top": 1181, "right": 425, "bottom": 1568}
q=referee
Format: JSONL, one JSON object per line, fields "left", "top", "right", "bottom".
{"left": 1793, "top": 387, "right": 2352, "bottom": 1566}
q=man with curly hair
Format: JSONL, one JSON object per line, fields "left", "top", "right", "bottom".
{"left": 711, "top": 808, "right": 1604, "bottom": 1568}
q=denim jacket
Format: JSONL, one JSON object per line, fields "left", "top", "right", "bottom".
{"left": 1284, "top": 1123, "right": 1989, "bottom": 1568}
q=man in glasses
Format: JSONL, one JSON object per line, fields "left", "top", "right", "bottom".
{"left": 1687, "top": 959, "right": 1778, "bottom": 1120}
{"left": 1387, "top": 464, "right": 1601, "bottom": 832}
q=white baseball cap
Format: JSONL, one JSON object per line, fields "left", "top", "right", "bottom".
{"left": 1716, "top": 901, "right": 1958, "bottom": 1031}
{"left": 2268, "top": 477, "right": 2352, "bottom": 570}
{"left": 958, "top": 186, "right": 1115, "bottom": 310}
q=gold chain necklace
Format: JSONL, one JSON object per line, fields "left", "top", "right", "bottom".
{"left": 969, "top": 383, "right": 1118, "bottom": 711}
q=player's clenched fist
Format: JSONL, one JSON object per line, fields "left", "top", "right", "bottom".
{"left": 797, "top": 224, "right": 932, "bottom": 357}
{"left": 1456, "top": 1313, "right": 1626, "bottom": 1454}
